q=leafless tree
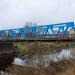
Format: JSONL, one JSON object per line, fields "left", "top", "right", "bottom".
{"left": 24, "top": 22, "right": 38, "bottom": 37}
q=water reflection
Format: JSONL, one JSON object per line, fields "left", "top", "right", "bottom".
{"left": 13, "top": 49, "right": 74, "bottom": 67}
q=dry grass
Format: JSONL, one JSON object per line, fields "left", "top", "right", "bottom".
{"left": 5, "top": 60, "right": 75, "bottom": 75}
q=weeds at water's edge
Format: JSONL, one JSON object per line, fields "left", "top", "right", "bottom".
{"left": 4, "top": 60, "right": 75, "bottom": 75}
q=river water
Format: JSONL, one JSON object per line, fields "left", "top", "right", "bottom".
{"left": 13, "top": 49, "right": 74, "bottom": 67}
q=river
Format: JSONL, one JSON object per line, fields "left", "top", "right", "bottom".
{"left": 13, "top": 48, "right": 74, "bottom": 67}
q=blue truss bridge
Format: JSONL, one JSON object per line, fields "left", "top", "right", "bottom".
{"left": 0, "top": 22, "right": 75, "bottom": 42}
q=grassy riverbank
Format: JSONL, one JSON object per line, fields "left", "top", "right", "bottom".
{"left": 5, "top": 60, "right": 75, "bottom": 75}
{"left": 14, "top": 42, "right": 75, "bottom": 56}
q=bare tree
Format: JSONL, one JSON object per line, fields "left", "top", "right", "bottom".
{"left": 2, "top": 31, "right": 8, "bottom": 39}
{"left": 24, "top": 22, "right": 38, "bottom": 37}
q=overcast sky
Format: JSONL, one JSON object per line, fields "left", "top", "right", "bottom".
{"left": 0, "top": 0, "right": 75, "bottom": 29}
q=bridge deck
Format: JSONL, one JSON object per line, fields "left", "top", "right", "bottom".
{"left": 0, "top": 37, "right": 75, "bottom": 42}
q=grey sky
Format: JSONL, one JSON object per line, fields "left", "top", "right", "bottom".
{"left": 0, "top": 0, "right": 75, "bottom": 29}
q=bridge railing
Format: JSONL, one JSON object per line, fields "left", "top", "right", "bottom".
{"left": 0, "top": 33, "right": 75, "bottom": 40}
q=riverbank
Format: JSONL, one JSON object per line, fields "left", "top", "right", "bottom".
{"left": 5, "top": 60, "right": 75, "bottom": 75}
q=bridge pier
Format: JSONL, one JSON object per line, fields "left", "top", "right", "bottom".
{"left": 0, "top": 42, "right": 15, "bottom": 69}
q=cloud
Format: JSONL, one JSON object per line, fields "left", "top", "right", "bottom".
{"left": 0, "top": 0, "right": 75, "bottom": 29}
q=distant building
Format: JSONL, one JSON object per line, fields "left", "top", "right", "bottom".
{"left": 68, "top": 29, "right": 75, "bottom": 37}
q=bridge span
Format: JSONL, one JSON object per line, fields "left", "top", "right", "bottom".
{"left": 0, "top": 22, "right": 75, "bottom": 42}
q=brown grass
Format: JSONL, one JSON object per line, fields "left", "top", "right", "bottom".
{"left": 5, "top": 60, "right": 75, "bottom": 75}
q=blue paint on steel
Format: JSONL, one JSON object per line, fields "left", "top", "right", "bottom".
{"left": 19, "top": 28, "right": 25, "bottom": 37}
{"left": 0, "top": 22, "right": 74, "bottom": 40}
